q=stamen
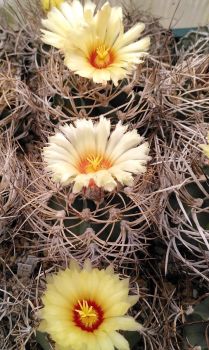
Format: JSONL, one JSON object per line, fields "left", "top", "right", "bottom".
{"left": 87, "top": 154, "right": 103, "bottom": 171}
{"left": 96, "top": 44, "right": 109, "bottom": 60}
{"left": 75, "top": 300, "right": 97, "bottom": 319}
{"left": 89, "top": 44, "right": 115, "bottom": 69}
{"left": 73, "top": 299, "right": 104, "bottom": 332}
{"left": 78, "top": 154, "right": 112, "bottom": 174}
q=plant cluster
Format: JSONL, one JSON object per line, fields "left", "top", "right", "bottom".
{"left": 0, "top": 0, "right": 209, "bottom": 349}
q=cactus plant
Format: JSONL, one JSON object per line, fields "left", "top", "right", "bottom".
{"left": 1, "top": 0, "right": 209, "bottom": 350}
{"left": 184, "top": 295, "right": 209, "bottom": 350}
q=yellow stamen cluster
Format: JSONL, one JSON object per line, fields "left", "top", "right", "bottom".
{"left": 96, "top": 44, "right": 110, "bottom": 60}
{"left": 75, "top": 300, "right": 97, "bottom": 327}
{"left": 86, "top": 154, "right": 104, "bottom": 171}
{"left": 78, "top": 153, "right": 112, "bottom": 174}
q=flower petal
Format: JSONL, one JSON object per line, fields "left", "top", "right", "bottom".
{"left": 109, "top": 331, "right": 130, "bottom": 350}
{"left": 95, "top": 331, "right": 115, "bottom": 350}
{"left": 109, "top": 168, "right": 134, "bottom": 186}
{"left": 118, "top": 37, "right": 150, "bottom": 54}
{"left": 95, "top": 116, "right": 111, "bottom": 154}
{"left": 115, "top": 142, "right": 150, "bottom": 163}
{"left": 108, "top": 130, "right": 142, "bottom": 161}
{"left": 40, "top": 1, "right": 150, "bottom": 85}
{"left": 103, "top": 316, "right": 141, "bottom": 331}
{"left": 199, "top": 144, "right": 209, "bottom": 158}
{"left": 114, "top": 23, "right": 145, "bottom": 48}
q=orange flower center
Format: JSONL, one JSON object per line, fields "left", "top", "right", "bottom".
{"left": 78, "top": 154, "right": 112, "bottom": 174}
{"left": 89, "top": 44, "right": 115, "bottom": 69}
{"left": 73, "top": 299, "right": 104, "bottom": 332}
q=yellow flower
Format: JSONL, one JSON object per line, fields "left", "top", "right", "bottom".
{"left": 39, "top": 260, "right": 141, "bottom": 350}
{"left": 199, "top": 132, "right": 209, "bottom": 158}
{"left": 43, "top": 117, "right": 150, "bottom": 193}
{"left": 41, "top": 1, "right": 150, "bottom": 85}
{"left": 41, "top": 0, "right": 96, "bottom": 48}
{"left": 41, "top": 0, "right": 64, "bottom": 12}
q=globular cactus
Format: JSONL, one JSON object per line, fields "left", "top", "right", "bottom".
{"left": 1, "top": 1, "right": 209, "bottom": 350}
{"left": 177, "top": 26, "right": 209, "bottom": 55}
{"left": 15, "top": 125, "right": 157, "bottom": 267}
{"left": 0, "top": 0, "right": 160, "bottom": 269}
{"left": 184, "top": 295, "right": 209, "bottom": 350}
{"left": 161, "top": 165, "right": 209, "bottom": 280}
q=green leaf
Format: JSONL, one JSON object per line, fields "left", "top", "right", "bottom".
{"left": 36, "top": 331, "right": 52, "bottom": 350}
{"left": 122, "top": 331, "right": 141, "bottom": 349}
{"left": 183, "top": 310, "right": 209, "bottom": 350}
{"left": 183, "top": 321, "right": 208, "bottom": 350}
{"left": 193, "top": 296, "right": 209, "bottom": 321}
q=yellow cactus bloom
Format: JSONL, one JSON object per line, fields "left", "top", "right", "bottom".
{"left": 199, "top": 132, "right": 209, "bottom": 158}
{"left": 41, "top": 0, "right": 64, "bottom": 12}
{"left": 43, "top": 116, "right": 150, "bottom": 193}
{"left": 41, "top": 0, "right": 150, "bottom": 85}
{"left": 39, "top": 260, "right": 141, "bottom": 350}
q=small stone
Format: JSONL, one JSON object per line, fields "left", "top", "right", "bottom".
{"left": 17, "top": 263, "right": 32, "bottom": 278}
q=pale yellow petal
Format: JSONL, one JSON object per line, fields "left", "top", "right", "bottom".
{"left": 95, "top": 2, "right": 112, "bottom": 43}
{"left": 83, "top": 1, "right": 97, "bottom": 23}
{"left": 114, "top": 142, "right": 150, "bottom": 163}
{"left": 112, "top": 160, "right": 147, "bottom": 174}
{"left": 65, "top": 54, "right": 96, "bottom": 77}
{"left": 114, "top": 23, "right": 145, "bottom": 48}
{"left": 108, "top": 130, "right": 141, "bottom": 161}
{"left": 103, "top": 316, "right": 141, "bottom": 331}
{"left": 69, "top": 259, "right": 81, "bottom": 272}
{"left": 105, "top": 7, "right": 123, "bottom": 47}
{"left": 71, "top": 0, "right": 84, "bottom": 19}
{"left": 127, "top": 295, "right": 139, "bottom": 306}
{"left": 73, "top": 174, "right": 92, "bottom": 193}
{"left": 68, "top": 120, "right": 96, "bottom": 156}
{"left": 199, "top": 144, "right": 209, "bottom": 158}
{"left": 43, "top": 290, "right": 70, "bottom": 307}
{"left": 95, "top": 116, "right": 111, "bottom": 154}
{"left": 85, "top": 333, "right": 99, "bottom": 350}
{"left": 109, "top": 331, "right": 130, "bottom": 350}
{"left": 92, "top": 69, "right": 110, "bottom": 84}
{"left": 94, "top": 170, "right": 117, "bottom": 192}
{"left": 41, "top": 29, "right": 65, "bottom": 48}
{"left": 49, "top": 128, "right": 79, "bottom": 160}
{"left": 42, "top": 7, "right": 72, "bottom": 36}
{"left": 118, "top": 36, "right": 150, "bottom": 54}
{"left": 60, "top": 2, "right": 82, "bottom": 25}
{"left": 105, "top": 302, "right": 131, "bottom": 317}
{"left": 83, "top": 259, "right": 92, "bottom": 271}
{"left": 95, "top": 331, "right": 115, "bottom": 350}
{"left": 109, "top": 168, "right": 134, "bottom": 186}
{"left": 46, "top": 163, "right": 78, "bottom": 182}
{"left": 41, "top": 0, "right": 64, "bottom": 12}
{"left": 106, "top": 264, "right": 114, "bottom": 275}
{"left": 37, "top": 320, "right": 49, "bottom": 332}
{"left": 105, "top": 122, "right": 128, "bottom": 156}
{"left": 43, "top": 146, "right": 77, "bottom": 165}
